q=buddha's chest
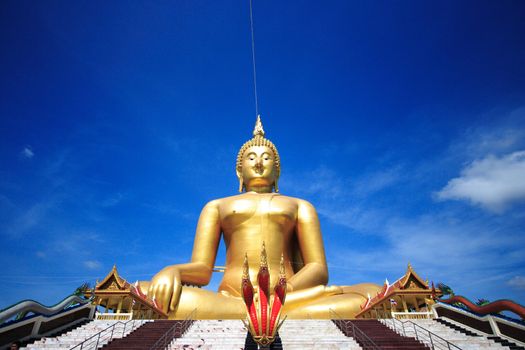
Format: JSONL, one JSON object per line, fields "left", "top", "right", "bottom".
{"left": 219, "top": 195, "right": 297, "bottom": 233}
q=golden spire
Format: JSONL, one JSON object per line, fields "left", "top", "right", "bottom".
{"left": 279, "top": 253, "right": 285, "bottom": 277}
{"left": 253, "top": 115, "right": 265, "bottom": 137}
{"left": 243, "top": 253, "right": 250, "bottom": 279}
{"left": 260, "top": 241, "right": 268, "bottom": 267}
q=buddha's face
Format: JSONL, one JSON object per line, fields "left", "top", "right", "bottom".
{"left": 239, "top": 145, "right": 278, "bottom": 191}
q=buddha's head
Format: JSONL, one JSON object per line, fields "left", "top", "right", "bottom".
{"left": 236, "top": 116, "right": 280, "bottom": 193}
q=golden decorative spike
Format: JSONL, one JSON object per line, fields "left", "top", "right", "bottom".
{"left": 243, "top": 253, "right": 250, "bottom": 279}
{"left": 260, "top": 241, "right": 268, "bottom": 267}
{"left": 279, "top": 253, "right": 285, "bottom": 277}
{"left": 253, "top": 115, "right": 265, "bottom": 137}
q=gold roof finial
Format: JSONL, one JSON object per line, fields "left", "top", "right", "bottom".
{"left": 253, "top": 115, "right": 265, "bottom": 137}
{"left": 260, "top": 241, "right": 268, "bottom": 268}
{"left": 242, "top": 253, "right": 250, "bottom": 279}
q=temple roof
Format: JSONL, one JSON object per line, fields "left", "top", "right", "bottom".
{"left": 95, "top": 265, "right": 130, "bottom": 291}
{"left": 358, "top": 263, "right": 438, "bottom": 314}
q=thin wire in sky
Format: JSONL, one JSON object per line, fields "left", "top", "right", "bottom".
{"left": 249, "top": 0, "right": 259, "bottom": 117}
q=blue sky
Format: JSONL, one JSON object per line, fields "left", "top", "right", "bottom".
{"left": 1, "top": 1, "right": 524, "bottom": 310}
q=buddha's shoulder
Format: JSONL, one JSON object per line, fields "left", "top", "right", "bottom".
{"left": 203, "top": 193, "right": 314, "bottom": 207}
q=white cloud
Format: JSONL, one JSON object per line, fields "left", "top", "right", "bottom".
{"left": 507, "top": 276, "right": 525, "bottom": 290}
{"left": 326, "top": 211, "right": 525, "bottom": 303}
{"left": 21, "top": 146, "right": 34, "bottom": 159}
{"left": 436, "top": 151, "right": 525, "bottom": 212}
{"left": 84, "top": 260, "right": 102, "bottom": 270}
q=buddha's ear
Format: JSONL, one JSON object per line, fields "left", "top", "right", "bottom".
{"left": 274, "top": 166, "right": 280, "bottom": 192}
{"left": 236, "top": 168, "right": 244, "bottom": 193}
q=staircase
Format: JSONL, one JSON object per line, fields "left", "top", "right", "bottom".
{"left": 436, "top": 317, "right": 524, "bottom": 349}
{"left": 382, "top": 318, "right": 512, "bottom": 350}
{"left": 169, "top": 319, "right": 360, "bottom": 349}
{"left": 435, "top": 318, "right": 481, "bottom": 336}
{"left": 168, "top": 320, "right": 246, "bottom": 349}
{"left": 340, "top": 319, "right": 429, "bottom": 349}
{"left": 487, "top": 335, "right": 525, "bottom": 350}
{"left": 279, "top": 319, "right": 361, "bottom": 349}
{"left": 22, "top": 320, "right": 147, "bottom": 350}
{"left": 102, "top": 320, "right": 183, "bottom": 349}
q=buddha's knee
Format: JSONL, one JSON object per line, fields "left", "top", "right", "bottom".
{"left": 137, "top": 281, "right": 150, "bottom": 295}
{"left": 284, "top": 293, "right": 367, "bottom": 319}
{"left": 168, "top": 286, "right": 245, "bottom": 319}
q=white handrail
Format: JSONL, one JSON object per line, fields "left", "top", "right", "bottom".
{"left": 392, "top": 311, "right": 434, "bottom": 319}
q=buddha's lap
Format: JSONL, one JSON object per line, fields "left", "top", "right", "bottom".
{"left": 167, "top": 283, "right": 381, "bottom": 319}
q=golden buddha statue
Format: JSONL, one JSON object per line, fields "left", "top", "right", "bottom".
{"left": 140, "top": 116, "right": 381, "bottom": 319}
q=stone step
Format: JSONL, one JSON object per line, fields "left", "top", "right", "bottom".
{"left": 380, "top": 318, "right": 509, "bottom": 350}
{"left": 22, "top": 320, "right": 149, "bottom": 350}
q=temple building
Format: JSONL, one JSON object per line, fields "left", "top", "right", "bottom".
{"left": 86, "top": 265, "right": 167, "bottom": 320}
{"left": 356, "top": 263, "right": 441, "bottom": 319}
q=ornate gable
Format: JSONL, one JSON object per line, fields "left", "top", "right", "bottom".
{"left": 399, "top": 263, "right": 428, "bottom": 290}
{"left": 96, "top": 265, "right": 128, "bottom": 291}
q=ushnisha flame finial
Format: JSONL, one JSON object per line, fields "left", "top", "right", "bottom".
{"left": 253, "top": 114, "right": 265, "bottom": 137}
{"left": 243, "top": 253, "right": 250, "bottom": 279}
{"left": 260, "top": 241, "right": 268, "bottom": 267}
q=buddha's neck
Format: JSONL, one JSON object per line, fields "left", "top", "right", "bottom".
{"left": 245, "top": 184, "right": 273, "bottom": 193}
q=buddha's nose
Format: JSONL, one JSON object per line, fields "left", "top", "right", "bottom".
{"left": 253, "top": 159, "right": 264, "bottom": 174}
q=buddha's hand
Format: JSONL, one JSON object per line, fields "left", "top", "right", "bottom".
{"left": 148, "top": 265, "right": 182, "bottom": 314}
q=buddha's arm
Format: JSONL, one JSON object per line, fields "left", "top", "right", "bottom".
{"left": 287, "top": 200, "right": 329, "bottom": 291}
{"left": 148, "top": 200, "right": 221, "bottom": 312}
{"left": 184, "top": 199, "right": 221, "bottom": 284}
